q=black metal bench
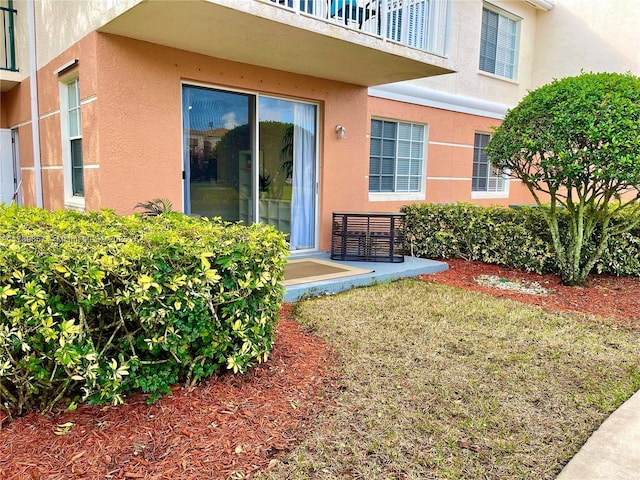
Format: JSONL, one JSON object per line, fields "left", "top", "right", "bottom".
{"left": 330, "top": 212, "right": 405, "bottom": 263}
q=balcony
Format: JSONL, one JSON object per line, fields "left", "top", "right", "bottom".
{"left": 99, "top": 0, "right": 454, "bottom": 86}
{"left": 270, "top": 0, "right": 451, "bottom": 57}
{"left": 0, "top": 2, "right": 19, "bottom": 92}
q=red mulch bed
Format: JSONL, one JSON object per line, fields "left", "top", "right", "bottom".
{"left": 0, "top": 305, "right": 337, "bottom": 480}
{"left": 1, "top": 262, "right": 638, "bottom": 479}
{"left": 420, "top": 259, "right": 640, "bottom": 329}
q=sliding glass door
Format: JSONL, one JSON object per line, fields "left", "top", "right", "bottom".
{"left": 183, "top": 85, "right": 317, "bottom": 251}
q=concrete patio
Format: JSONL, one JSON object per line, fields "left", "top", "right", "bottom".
{"left": 283, "top": 252, "right": 448, "bottom": 302}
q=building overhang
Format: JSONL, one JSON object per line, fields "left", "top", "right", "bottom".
{"left": 98, "top": 0, "right": 455, "bottom": 87}
{"left": 0, "top": 70, "right": 21, "bottom": 92}
{"left": 523, "top": 0, "right": 555, "bottom": 11}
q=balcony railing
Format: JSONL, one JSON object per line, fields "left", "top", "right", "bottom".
{"left": 1, "top": 3, "right": 17, "bottom": 71}
{"left": 268, "top": 0, "right": 450, "bottom": 57}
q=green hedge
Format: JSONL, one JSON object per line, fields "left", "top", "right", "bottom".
{"left": 0, "top": 206, "right": 288, "bottom": 418}
{"left": 401, "top": 203, "right": 640, "bottom": 277}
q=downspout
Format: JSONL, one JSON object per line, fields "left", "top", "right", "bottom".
{"left": 27, "top": 0, "right": 43, "bottom": 207}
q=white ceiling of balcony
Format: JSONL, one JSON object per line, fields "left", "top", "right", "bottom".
{"left": 98, "top": 0, "right": 454, "bottom": 87}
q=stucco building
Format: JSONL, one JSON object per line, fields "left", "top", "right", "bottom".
{"left": 1, "top": 0, "right": 638, "bottom": 252}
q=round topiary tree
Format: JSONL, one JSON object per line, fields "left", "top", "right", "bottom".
{"left": 486, "top": 72, "right": 640, "bottom": 286}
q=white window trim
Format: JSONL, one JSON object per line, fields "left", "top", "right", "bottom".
{"left": 479, "top": 2, "right": 521, "bottom": 81}
{"left": 369, "top": 192, "right": 426, "bottom": 202}
{"left": 59, "top": 74, "right": 85, "bottom": 211}
{"left": 367, "top": 118, "right": 428, "bottom": 201}
{"left": 471, "top": 188, "right": 509, "bottom": 200}
{"left": 477, "top": 70, "right": 520, "bottom": 85}
{"left": 471, "top": 131, "right": 509, "bottom": 199}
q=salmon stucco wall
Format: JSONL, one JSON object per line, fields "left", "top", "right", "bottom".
{"left": 2, "top": 33, "right": 101, "bottom": 209}
{"left": 92, "top": 33, "right": 370, "bottom": 250}
{"left": 38, "top": 34, "right": 100, "bottom": 210}
{"left": 2, "top": 31, "right": 371, "bottom": 249}
{"left": 5, "top": 29, "right": 536, "bottom": 251}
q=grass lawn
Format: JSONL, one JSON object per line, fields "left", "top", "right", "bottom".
{"left": 261, "top": 279, "right": 640, "bottom": 479}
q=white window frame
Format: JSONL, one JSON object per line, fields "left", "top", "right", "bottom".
{"left": 471, "top": 132, "right": 509, "bottom": 199}
{"left": 59, "top": 75, "right": 85, "bottom": 210}
{"left": 479, "top": 3, "right": 520, "bottom": 81}
{"left": 368, "top": 118, "right": 427, "bottom": 202}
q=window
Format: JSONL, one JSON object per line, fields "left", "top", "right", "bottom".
{"left": 479, "top": 5, "right": 518, "bottom": 79}
{"left": 472, "top": 133, "right": 506, "bottom": 193}
{"left": 59, "top": 76, "right": 85, "bottom": 209}
{"left": 66, "top": 78, "right": 84, "bottom": 196}
{"left": 369, "top": 119, "right": 425, "bottom": 194}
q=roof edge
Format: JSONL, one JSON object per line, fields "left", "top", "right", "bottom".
{"left": 523, "top": 0, "right": 555, "bottom": 11}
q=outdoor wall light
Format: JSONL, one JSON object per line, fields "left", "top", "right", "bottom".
{"left": 335, "top": 124, "right": 347, "bottom": 139}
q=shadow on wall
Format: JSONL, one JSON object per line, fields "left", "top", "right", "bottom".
{"left": 531, "top": 2, "right": 639, "bottom": 86}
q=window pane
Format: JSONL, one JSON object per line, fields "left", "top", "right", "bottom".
{"left": 381, "top": 157, "right": 395, "bottom": 175}
{"left": 410, "top": 160, "right": 422, "bottom": 175}
{"left": 396, "top": 176, "right": 409, "bottom": 192}
{"left": 382, "top": 139, "right": 396, "bottom": 157}
{"left": 396, "top": 158, "right": 410, "bottom": 175}
{"left": 71, "top": 138, "right": 84, "bottom": 196}
{"left": 369, "top": 176, "right": 380, "bottom": 192}
{"left": 382, "top": 121, "right": 397, "bottom": 138}
{"left": 472, "top": 163, "right": 481, "bottom": 179}
{"left": 477, "top": 163, "right": 488, "bottom": 180}
{"left": 398, "top": 123, "right": 412, "bottom": 140}
{"left": 380, "top": 176, "right": 394, "bottom": 192}
{"left": 412, "top": 124, "right": 424, "bottom": 141}
{"left": 369, "top": 157, "right": 381, "bottom": 174}
{"left": 397, "top": 140, "right": 411, "bottom": 157}
{"left": 479, "top": 8, "right": 498, "bottom": 73}
{"left": 476, "top": 133, "right": 488, "bottom": 149}
{"left": 67, "top": 80, "right": 79, "bottom": 108}
{"left": 69, "top": 109, "right": 80, "bottom": 138}
{"left": 370, "top": 138, "right": 382, "bottom": 157}
{"left": 371, "top": 119, "right": 382, "bottom": 137}
{"left": 67, "top": 79, "right": 81, "bottom": 137}
{"left": 411, "top": 142, "right": 423, "bottom": 158}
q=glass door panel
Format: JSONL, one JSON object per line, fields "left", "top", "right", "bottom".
{"left": 258, "top": 98, "right": 317, "bottom": 250}
{"left": 183, "top": 86, "right": 253, "bottom": 221}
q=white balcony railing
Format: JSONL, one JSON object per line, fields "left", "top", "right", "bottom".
{"left": 268, "top": 0, "right": 450, "bottom": 57}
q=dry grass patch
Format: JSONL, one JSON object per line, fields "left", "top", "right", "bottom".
{"left": 262, "top": 280, "right": 640, "bottom": 480}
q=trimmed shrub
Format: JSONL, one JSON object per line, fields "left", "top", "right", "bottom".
{"left": 402, "top": 203, "right": 640, "bottom": 277}
{"left": 0, "top": 205, "right": 288, "bottom": 418}
{"left": 592, "top": 210, "right": 640, "bottom": 277}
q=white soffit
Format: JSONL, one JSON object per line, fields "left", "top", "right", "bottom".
{"left": 524, "top": 0, "right": 555, "bottom": 11}
{"left": 369, "top": 83, "right": 509, "bottom": 119}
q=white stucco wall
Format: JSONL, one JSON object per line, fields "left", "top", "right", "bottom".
{"left": 9, "top": 0, "right": 142, "bottom": 79}
{"left": 407, "top": 0, "right": 543, "bottom": 110}
{"left": 531, "top": 0, "right": 640, "bottom": 88}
